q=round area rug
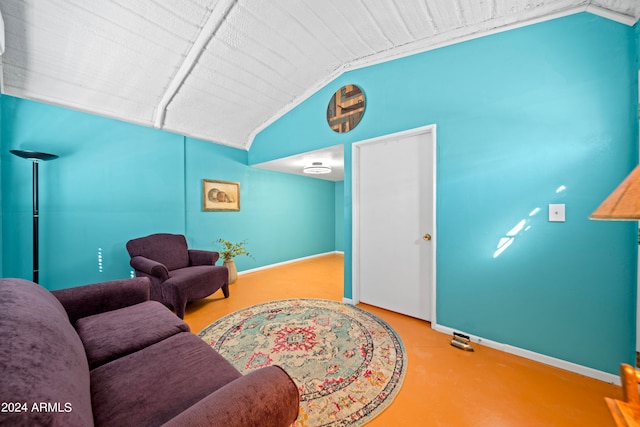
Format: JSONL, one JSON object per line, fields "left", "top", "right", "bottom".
{"left": 198, "top": 299, "right": 406, "bottom": 426}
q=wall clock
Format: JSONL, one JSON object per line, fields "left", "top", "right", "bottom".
{"left": 327, "top": 84, "right": 365, "bottom": 133}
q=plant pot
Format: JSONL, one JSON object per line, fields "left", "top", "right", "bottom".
{"left": 224, "top": 258, "right": 238, "bottom": 284}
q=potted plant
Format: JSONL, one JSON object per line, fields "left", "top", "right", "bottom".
{"left": 215, "top": 239, "right": 254, "bottom": 284}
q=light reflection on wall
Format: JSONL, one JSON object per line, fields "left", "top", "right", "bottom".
{"left": 493, "top": 218, "right": 528, "bottom": 258}
{"left": 97, "top": 248, "right": 103, "bottom": 273}
{"left": 492, "top": 185, "right": 567, "bottom": 258}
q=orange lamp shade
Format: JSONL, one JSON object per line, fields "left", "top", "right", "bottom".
{"left": 590, "top": 165, "right": 640, "bottom": 220}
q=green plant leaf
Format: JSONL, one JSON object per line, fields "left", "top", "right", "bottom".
{"left": 214, "top": 238, "right": 255, "bottom": 261}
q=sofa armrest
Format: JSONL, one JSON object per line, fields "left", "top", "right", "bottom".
{"left": 188, "top": 249, "right": 220, "bottom": 266}
{"left": 52, "top": 277, "right": 151, "bottom": 324}
{"left": 161, "top": 366, "right": 299, "bottom": 427}
{"left": 130, "top": 256, "right": 169, "bottom": 280}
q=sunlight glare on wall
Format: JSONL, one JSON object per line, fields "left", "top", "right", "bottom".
{"left": 493, "top": 209, "right": 540, "bottom": 259}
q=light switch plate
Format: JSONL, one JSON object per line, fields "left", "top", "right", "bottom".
{"left": 549, "top": 204, "right": 565, "bottom": 222}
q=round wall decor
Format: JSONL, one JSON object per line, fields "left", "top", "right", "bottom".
{"left": 326, "top": 84, "right": 365, "bottom": 133}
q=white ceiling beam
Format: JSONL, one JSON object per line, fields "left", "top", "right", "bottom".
{"left": 585, "top": 4, "right": 638, "bottom": 26}
{"left": 154, "top": 0, "right": 238, "bottom": 129}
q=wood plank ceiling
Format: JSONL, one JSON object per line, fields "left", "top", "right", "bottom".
{"left": 0, "top": 0, "right": 638, "bottom": 151}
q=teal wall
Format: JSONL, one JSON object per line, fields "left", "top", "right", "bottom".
{"left": 184, "top": 137, "right": 335, "bottom": 271}
{"left": 1, "top": 96, "right": 336, "bottom": 290}
{"left": 335, "top": 181, "right": 344, "bottom": 252}
{"left": 250, "top": 13, "right": 639, "bottom": 374}
{"left": 637, "top": 21, "right": 640, "bottom": 62}
{"left": 2, "top": 96, "right": 184, "bottom": 288}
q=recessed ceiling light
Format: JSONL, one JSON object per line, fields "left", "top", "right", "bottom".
{"left": 303, "top": 162, "right": 332, "bottom": 174}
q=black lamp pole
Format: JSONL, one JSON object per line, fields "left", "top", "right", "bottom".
{"left": 10, "top": 150, "right": 58, "bottom": 284}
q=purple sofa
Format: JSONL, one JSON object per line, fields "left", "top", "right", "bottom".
{"left": 126, "top": 233, "right": 229, "bottom": 319}
{"left": 0, "top": 277, "right": 299, "bottom": 427}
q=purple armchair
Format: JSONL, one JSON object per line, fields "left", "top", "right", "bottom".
{"left": 0, "top": 277, "right": 299, "bottom": 426}
{"left": 126, "top": 233, "right": 229, "bottom": 319}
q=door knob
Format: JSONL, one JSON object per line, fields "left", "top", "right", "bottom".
{"left": 423, "top": 234, "right": 431, "bottom": 241}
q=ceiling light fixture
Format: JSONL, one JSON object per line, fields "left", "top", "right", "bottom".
{"left": 303, "top": 162, "right": 332, "bottom": 174}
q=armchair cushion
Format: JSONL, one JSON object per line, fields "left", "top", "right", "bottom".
{"left": 76, "top": 300, "right": 190, "bottom": 369}
{"left": 126, "top": 233, "right": 190, "bottom": 271}
{"left": 165, "top": 266, "right": 229, "bottom": 301}
{"left": 90, "top": 332, "right": 243, "bottom": 427}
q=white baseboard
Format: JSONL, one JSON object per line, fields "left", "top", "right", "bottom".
{"left": 432, "top": 323, "right": 620, "bottom": 385}
{"left": 237, "top": 251, "right": 342, "bottom": 276}
{"left": 342, "top": 298, "right": 354, "bottom": 305}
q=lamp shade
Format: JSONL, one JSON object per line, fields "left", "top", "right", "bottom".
{"left": 10, "top": 149, "right": 58, "bottom": 161}
{"left": 590, "top": 165, "right": 640, "bottom": 220}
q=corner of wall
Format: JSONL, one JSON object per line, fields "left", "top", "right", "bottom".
{"left": 636, "top": 21, "right": 640, "bottom": 121}
{"left": 0, "top": 93, "right": 3, "bottom": 278}
{"left": 334, "top": 181, "right": 344, "bottom": 252}
{"left": 635, "top": 19, "right": 640, "bottom": 353}
{"left": 636, "top": 20, "right": 640, "bottom": 61}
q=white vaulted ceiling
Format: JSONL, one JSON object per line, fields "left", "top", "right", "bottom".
{"left": 0, "top": 1, "right": 638, "bottom": 151}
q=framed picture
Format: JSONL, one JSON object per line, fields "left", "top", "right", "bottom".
{"left": 202, "top": 179, "right": 240, "bottom": 211}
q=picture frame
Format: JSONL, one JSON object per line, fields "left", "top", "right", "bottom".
{"left": 202, "top": 179, "right": 240, "bottom": 211}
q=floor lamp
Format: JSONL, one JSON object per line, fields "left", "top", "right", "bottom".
{"left": 10, "top": 149, "right": 59, "bottom": 284}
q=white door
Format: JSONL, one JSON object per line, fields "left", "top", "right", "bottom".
{"left": 353, "top": 126, "right": 435, "bottom": 320}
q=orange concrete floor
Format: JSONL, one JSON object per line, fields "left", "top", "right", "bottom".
{"left": 183, "top": 253, "right": 621, "bottom": 426}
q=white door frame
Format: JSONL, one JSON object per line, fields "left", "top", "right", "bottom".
{"left": 351, "top": 124, "right": 437, "bottom": 323}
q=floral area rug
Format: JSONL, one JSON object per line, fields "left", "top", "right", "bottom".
{"left": 198, "top": 299, "right": 406, "bottom": 426}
